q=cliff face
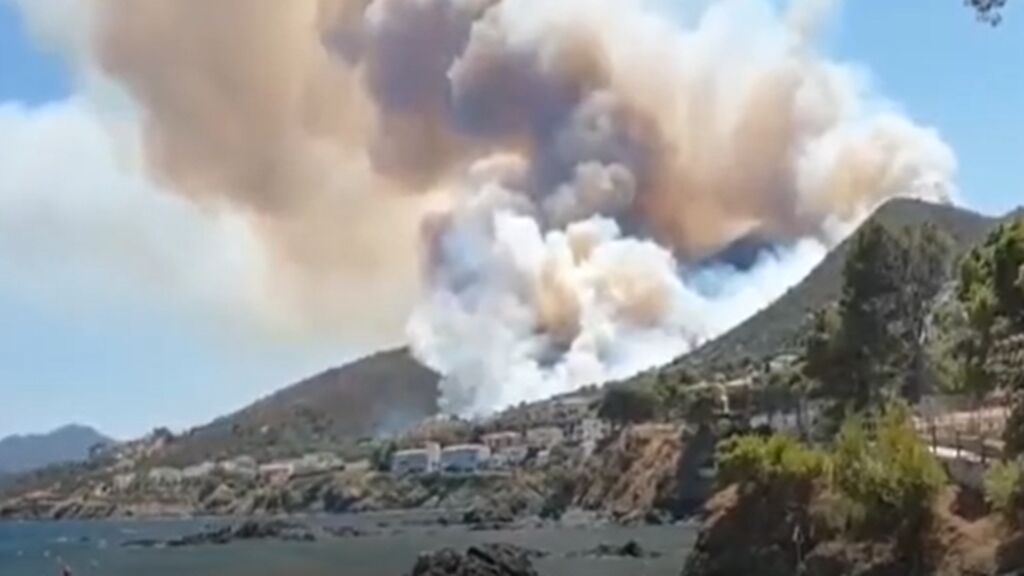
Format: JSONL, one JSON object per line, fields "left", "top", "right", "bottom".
{"left": 683, "top": 485, "right": 1024, "bottom": 576}
{"left": 576, "top": 424, "right": 714, "bottom": 522}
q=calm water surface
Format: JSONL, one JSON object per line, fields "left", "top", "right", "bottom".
{"left": 0, "top": 514, "right": 696, "bottom": 576}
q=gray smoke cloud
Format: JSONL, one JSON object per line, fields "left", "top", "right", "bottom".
{"left": 11, "top": 0, "right": 957, "bottom": 414}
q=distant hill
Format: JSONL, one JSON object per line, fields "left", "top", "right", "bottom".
{"left": 155, "top": 348, "right": 440, "bottom": 466}
{"left": 673, "top": 199, "right": 1005, "bottom": 374}
{"left": 0, "top": 425, "right": 112, "bottom": 475}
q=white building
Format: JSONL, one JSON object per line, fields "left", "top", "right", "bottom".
{"left": 526, "top": 426, "right": 564, "bottom": 449}
{"left": 219, "top": 456, "right": 258, "bottom": 478}
{"left": 258, "top": 461, "right": 295, "bottom": 484}
{"left": 491, "top": 445, "right": 529, "bottom": 469}
{"left": 571, "top": 418, "right": 610, "bottom": 444}
{"left": 392, "top": 443, "right": 441, "bottom": 475}
{"left": 148, "top": 467, "right": 183, "bottom": 485}
{"left": 748, "top": 399, "right": 826, "bottom": 437}
{"left": 182, "top": 461, "right": 217, "bottom": 480}
{"left": 440, "top": 444, "right": 491, "bottom": 474}
{"left": 482, "top": 431, "right": 522, "bottom": 453}
{"left": 113, "top": 473, "right": 136, "bottom": 491}
{"left": 292, "top": 452, "right": 345, "bottom": 476}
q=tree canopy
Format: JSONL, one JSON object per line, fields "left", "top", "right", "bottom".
{"left": 956, "top": 219, "right": 1024, "bottom": 453}
{"left": 968, "top": 0, "right": 1009, "bottom": 25}
{"left": 598, "top": 386, "right": 659, "bottom": 428}
{"left": 810, "top": 223, "right": 954, "bottom": 415}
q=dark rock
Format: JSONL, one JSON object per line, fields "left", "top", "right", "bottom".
{"left": 130, "top": 520, "right": 319, "bottom": 548}
{"left": 409, "top": 543, "right": 543, "bottom": 576}
{"left": 467, "top": 522, "right": 509, "bottom": 532}
{"left": 121, "top": 538, "right": 164, "bottom": 549}
{"left": 462, "top": 504, "right": 516, "bottom": 527}
{"left": 644, "top": 509, "right": 671, "bottom": 525}
{"left": 323, "top": 525, "right": 372, "bottom": 539}
{"left": 231, "top": 520, "right": 316, "bottom": 542}
{"left": 166, "top": 526, "right": 232, "bottom": 547}
{"left": 572, "top": 540, "right": 661, "bottom": 559}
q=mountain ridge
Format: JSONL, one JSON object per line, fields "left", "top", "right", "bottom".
{"left": 0, "top": 424, "right": 113, "bottom": 475}
{"left": 152, "top": 347, "right": 441, "bottom": 466}
{"left": 666, "top": 198, "right": 1012, "bottom": 375}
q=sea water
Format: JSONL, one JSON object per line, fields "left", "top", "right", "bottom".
{"left": 0, "top": 514, "right": 695, "bottom": 576}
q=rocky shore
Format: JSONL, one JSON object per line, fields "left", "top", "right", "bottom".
{"left": 117, "top": 518, "right": 677, "bottom": 576}
{"left": 0, "top": 424, "right": 711, "bottom": 529}
{"left": 410, "top": 544, "right": 545, "bottom": 576}
{"left": 122, "top": 519, "right": 379, "bottom": 548}
{"left": 683, "top": 485, "right": 1024, "bottom": 576}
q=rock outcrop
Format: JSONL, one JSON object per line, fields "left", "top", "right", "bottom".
{"left": 124, "top": 520, "right": 321, "bottom": 548}
{"left": 409, "top": 543, "right": 544, "bottom": 576}
{"left": 683, "top": 486, "right": 1024, "bottom": 576}
{"left": 576, "top": 424, "right": 710, "bottom": 522}
{"left": 570, "top": 540, "right": 661, "bottom": 559}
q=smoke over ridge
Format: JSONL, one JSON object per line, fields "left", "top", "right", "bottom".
{"left": 12, "top": 0, "right": 956, "bottom": 414}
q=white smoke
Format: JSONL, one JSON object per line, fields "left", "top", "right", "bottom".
{"left": 409, "top": 209, "right": 703, "bottom": 413}
{"left": 405, "top": 0, "right": 956, "bottom": 415}
{"left": 409, "top": 184, "right": 830, "bottom": 414}
{"left": 3, "top": 0, "right": 959, "bottom": 419}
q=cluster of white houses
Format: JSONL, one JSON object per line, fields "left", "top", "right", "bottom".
{"left": 124, "top": 452, "right": 346, "bottom": 490}
{"left": 391, "top": 443, "right": 490, "bottom": 475}
{"left": 391, "top": 414, "right": 610, "bottom": 476}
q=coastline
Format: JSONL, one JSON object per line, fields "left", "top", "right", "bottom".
{"left": 0, "top": 512, "right": 698, "bottom": 576}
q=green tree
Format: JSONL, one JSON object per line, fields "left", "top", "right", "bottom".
{"left": 833, "top": 405, "right": 946, "bottom": 526}
{"left": 899, "top": 224, "right": 955, "bottom": 401}
{"left": 957, "top": 220, "right": 1024, "bottom": 452}
{"left": 369, "top": 441, "right": 397, "bottom": 472}
{"left": 802, "top": 306, "right": 841, "bottom": 400}
{"left": 831, "top": 223, "right": 907, "bottom": 410}
{"left": 968, "top": 0, "right": 1009, "bottom": 25}
{"left": 653, "top": 367, "right": 698, "bottom": 421}
{"left": 832, "top": 403, "right": 946, "bottom": 574}
{"left": 818, "top": 223, "right": 953, "bottom": 416}
{"left": 983, "top": 460, "right": 1024, "bottom": 523}
{"left": 598, "top": 386, "right": 658, "bottom": 429}
{"left": 717, "top": 433, "right": 830, "bottom": 493}
{"left": 683, "top": 386, "right": 723, "bottom": 430}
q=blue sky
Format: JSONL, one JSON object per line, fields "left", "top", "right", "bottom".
{"left": 0, "top": 0, "right": 1020, "bottom": 439}
{"left": 0, "top": 3, "right": 67, "bottom": 104}
{"left": 830, "top": 1, "right": 1023, "bottom": 216}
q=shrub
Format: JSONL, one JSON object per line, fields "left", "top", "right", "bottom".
{"left": 539, "top": 465, "right": 578, "bottom": 521}
{"left": 984, "top": 460, "right": 1024, "bottom": 521}
{"left": 718, "top": 434, "right": 830, "bottom": 491}
{"left": 598, "top": 386, "right": 659, "bottom": 428}
{"left": 832, "top": 406, "right": 946, "bottom": 530}
{"left": 718, "top": 406, "right": 946, "bottom": 537}
{"left": 369, "top": 441, "right": 397, "bottom": 472}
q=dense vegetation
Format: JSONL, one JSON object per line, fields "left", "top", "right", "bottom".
{"left": 683, "top": 210, "right": 1024, "bottom": 576}
{"left": 719, "top": 405, "right": 945, "bottom": 534}
{"left": 984, "top": 460, "right": 1024, "bottom": 523}
{"left": 801, "top": 222, "right": 954, "bottom": 418}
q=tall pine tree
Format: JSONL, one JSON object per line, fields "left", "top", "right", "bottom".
{"left": 812, "top": 222, "right": 953, "bottom": 416}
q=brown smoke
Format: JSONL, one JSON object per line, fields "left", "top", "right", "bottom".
{"left": 93, "top": 0, "right": 440, "bottom": 341}
{"left": 90, "top": 0, "right": 954, "bottom": 355}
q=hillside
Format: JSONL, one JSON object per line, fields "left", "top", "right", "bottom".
{"left": 0, "top": 425, "right": 112, "bottom": 475}
{"left": 155, "top": 348, "right": 440, "bottom": 466}
{"left": 677, "top": 199, "right": 1001, "bottom": 373}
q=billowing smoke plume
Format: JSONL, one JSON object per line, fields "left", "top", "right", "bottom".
{"left": 26, "top": 0, "right": 955, "bottom": 413}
